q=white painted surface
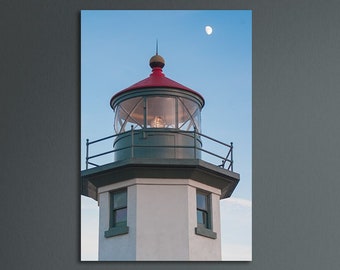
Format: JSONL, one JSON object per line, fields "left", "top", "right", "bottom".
{"left": 98, "top": 178, "right": 222, "bottom": 260}
{"left": 135, "top": 183, "right": 190, "bottom": 260}
{"left": 188, "top": 185, "right": 222, "bottom": 260}
{"left": 98, "top": 186, "right": 136, "bottom": 260}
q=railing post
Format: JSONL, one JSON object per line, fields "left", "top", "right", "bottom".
{"left": 131, "top": 125, "right": 134, "bottom": 158}
{"left": 86, "top": 139, "right": 89, "bottom": 170}
{"left": 230, "top": 142, "right": 233, "bottom": 171}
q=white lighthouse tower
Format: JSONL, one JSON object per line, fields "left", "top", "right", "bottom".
{"left": 81, "top": 53, "right": 240, "bottom": 261}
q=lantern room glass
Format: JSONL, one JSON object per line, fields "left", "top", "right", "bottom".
{"left": 113, "top": 95, "right": 201, "bottom": 134}
{"left": 147, "top": 97, "right": 176, "bottom": 128}
{"left": 114, "top": 97, "right": 144, "bottom": 133}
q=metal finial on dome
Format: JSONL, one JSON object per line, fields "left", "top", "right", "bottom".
{"left": 156, "top": 39, "right": 158, "bottom": 55}
{"left": 149, "top": 40, "right": 165, "bottom": 68}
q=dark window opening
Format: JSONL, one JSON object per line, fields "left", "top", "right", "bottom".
{"left": 111, "top": 189, "right": 127, "bottom": 227}
{"left": 195, "top": 190, "right": 217, "bottom": 239}
{"left": 105, "top": 188, "right": 129, "bottom": 238}
{"left": 196, "top": 191, "right": 210, "bottom": 229}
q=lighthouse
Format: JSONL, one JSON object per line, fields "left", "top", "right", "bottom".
{"left": 81, "top": 52, "right": 240, "bottom": 261}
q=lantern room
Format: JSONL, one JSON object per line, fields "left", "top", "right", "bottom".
{"left": 110, "top": 54, "right": 205, "bottom": 161}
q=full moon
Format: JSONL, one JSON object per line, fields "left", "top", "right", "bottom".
{"left": 205, "top": 25, "right": 213, "bottom": 35}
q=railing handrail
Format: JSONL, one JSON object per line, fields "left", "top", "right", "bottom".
{"left": 85, "top": 128, "right": 234, "bottom": 171}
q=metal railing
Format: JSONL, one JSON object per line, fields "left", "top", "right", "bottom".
{"left": 85, "top": 127, "right": 233, "bottom": 171}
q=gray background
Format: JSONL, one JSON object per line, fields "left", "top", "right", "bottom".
{"left": 1, "top": 0, "right": 340, "bottom": 269}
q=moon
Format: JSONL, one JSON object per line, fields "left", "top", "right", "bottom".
{"left": 205, "top": 25, "right": 213, "bottom": 35}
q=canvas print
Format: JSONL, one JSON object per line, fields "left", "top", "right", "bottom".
{"left": 81, "top": 10, "right": 252, "bottom": 261}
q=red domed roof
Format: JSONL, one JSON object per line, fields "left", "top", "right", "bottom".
{"left": 110, "top": 55, "right": 205, "bottom": 105}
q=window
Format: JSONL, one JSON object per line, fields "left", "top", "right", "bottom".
{"left": 105, "top": 188, "right": 129, "bottom": 238}
{"left": 111, "top": 189, "right": 127, "bottom": 227}
{"left": 195, "top": 190, "right": 217, "bottom": 239}
{"left": 113, "top": 95, "right": 202, "bottom": 133}
{"left": 196, "top": 191, "right": 210, "bottom": 229}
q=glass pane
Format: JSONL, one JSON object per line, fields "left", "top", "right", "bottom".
{"left": 120, "top": 97, "right": 143, "bottom": 114}
{"left": 114, "top": 105, "right": 124, "bottom": 133}
{"left": 123, "top": 116, "right": 143, "bottom": 132}
{"left": 192, "top": 108, "right": 201, "bottom": 131}
{"left": 114, "top": 97, "right": 144, "bottom": 133}
{"left": 197, "top": 210, "right": 208, "bottom": 227}
{"left": 196, "top": 193, "right": 207, "bottom": 210}
{"left": 180, "top": 98, "right": 198, "bottom": 115}
{"left": 179, "top": 118, "right": 193, "bottom": 131}
{"left": 113, "top": 190, "right": 127, "bottom": 209}
{"left": 197, "top": 210, "right": 204, "bottom": 224}
{"left": 178, "top": 99, "right": 191, "bottom": 130}
{"left": 178, "top": 98, "right": 201, "bottom": 131}
{"left": 147, "top": 96, "right": 175, "bottom": 128}
{"left": 114, "top": 208, "right": 127, "bottom": 226}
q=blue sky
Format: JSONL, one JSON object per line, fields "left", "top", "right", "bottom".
{"left": 81, "top": 10, "right": 252, "bottom": 261}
